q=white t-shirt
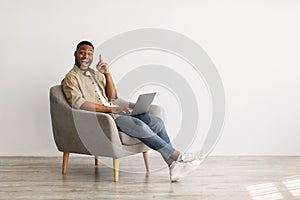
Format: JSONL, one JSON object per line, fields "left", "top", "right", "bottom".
{"left": 86, "top": 71, "right": 110, "bottom": 106}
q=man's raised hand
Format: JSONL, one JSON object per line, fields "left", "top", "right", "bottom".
{"left": 96, "top": 54, "right": 109, "bottom": 74}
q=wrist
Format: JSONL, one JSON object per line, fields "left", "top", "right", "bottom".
{"left": 106, "top": 106, "right": 112, "bottom": 113}
{"left": 104, "top": 71, "right": 110, "bottom": 75}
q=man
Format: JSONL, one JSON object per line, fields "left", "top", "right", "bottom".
{"left": 62, "top": 41, "right": 202, "bottom": 182}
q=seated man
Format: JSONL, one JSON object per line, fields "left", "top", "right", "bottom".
{"left": 62, "top": 41, "right": 202, "bottom": 182}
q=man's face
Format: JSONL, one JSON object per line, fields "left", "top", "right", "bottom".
{"left": 74, "top": 44, "right": 94, "bottom": 71}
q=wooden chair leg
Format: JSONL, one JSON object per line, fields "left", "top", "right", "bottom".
{"left": 95, "top": 156, "right": 99, "bottom": 166}
{"left": 143, "top": 151, "right": 150, "bottom": 172}
{"left": 113, "top": 158, "right": 119, "bottom": 182}
{"left": 62, "top": 152, "right": 69, "bottom": 174}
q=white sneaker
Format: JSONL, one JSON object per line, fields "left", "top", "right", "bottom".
{"left": 180, "top": 151, "right": 204, "bottom": 163}
{"left": 169, "top": 159, "right": 201, "bottom": 182}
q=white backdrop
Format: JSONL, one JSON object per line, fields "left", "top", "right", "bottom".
{"left": 0, "top": 0, "right": 299, "bottom": 156}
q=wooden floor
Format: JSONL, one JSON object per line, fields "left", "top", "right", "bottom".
{"left": 0, "top": 155, "right": 300, "bottom": 200}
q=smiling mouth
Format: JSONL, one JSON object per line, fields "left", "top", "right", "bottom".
{"left": 80, "top": 59, "right": 90, "bottom": 68}
{"left": 82, "top": 59, "right": 89, "bottom": 64}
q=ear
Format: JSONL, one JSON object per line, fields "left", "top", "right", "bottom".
{"left": 74, "top": 51, "right": 77, "bottom": 57}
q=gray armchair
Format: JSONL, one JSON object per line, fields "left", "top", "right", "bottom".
{"left": 49, "top": 85, "right": 164, "bottom": 182}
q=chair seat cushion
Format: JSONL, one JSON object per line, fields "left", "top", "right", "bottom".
{"left": 118, "top": 131, "right": 142, "bottom": 146}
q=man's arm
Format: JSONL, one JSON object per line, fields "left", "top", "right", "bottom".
{"left": 80, "top": 101, "right": 111, "bottom": 112}
{"left": 80, "top": 101, "right": 129, "bottom": 114}
{"left": 104, "top": 71, "right": 117, "bottom": 100}
{"left": 96, "top": 54, "right": 117, "bottom": 100}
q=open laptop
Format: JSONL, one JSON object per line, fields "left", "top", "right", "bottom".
{"left": 125, "top": 92, "right": 156, "bottom": 116}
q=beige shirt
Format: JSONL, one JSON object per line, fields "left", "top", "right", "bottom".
{"left": 62, "top": 65, "right": 117, "bottom": 117}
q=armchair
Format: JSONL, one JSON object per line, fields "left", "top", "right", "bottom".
{"left": 49, "top": 85, "right": 164, "bottom": 182}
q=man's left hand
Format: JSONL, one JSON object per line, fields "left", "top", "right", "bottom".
{"left": 96, "top": 54, "right": 109, "bottom": 74}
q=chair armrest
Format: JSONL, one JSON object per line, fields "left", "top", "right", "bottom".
{"left": 71, "top": 109, "right": 123, "bottom": 156}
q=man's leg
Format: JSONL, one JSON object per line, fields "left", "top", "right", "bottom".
{"left": 133, "top": 113, "right": 172, "bottom": 145}
{"left": 115, "top": 115, "right": 177, "bottom": 163}
{"left": 135, "top": 114, "right": 204, "bottom": 162}
{"left": 115, "top": 114, "right": 202, "bottom": 182}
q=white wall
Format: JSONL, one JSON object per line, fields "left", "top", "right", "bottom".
{"left": 0, "top": 0, "right": 299, "bottom": 156}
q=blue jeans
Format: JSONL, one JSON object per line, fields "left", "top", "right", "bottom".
{"left": 114, "top": 113, "right": 175, "bottom": 162}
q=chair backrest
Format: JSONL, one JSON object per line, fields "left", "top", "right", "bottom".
{"left": 50, "top": 85, "right": 70, "bottom": 110}
{"left": 49, "top": 85, "right": 90, "bottom": 154}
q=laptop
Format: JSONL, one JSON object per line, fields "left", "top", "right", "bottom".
{"left": 126, "top": 92, "right": 156, "bottom": 116}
